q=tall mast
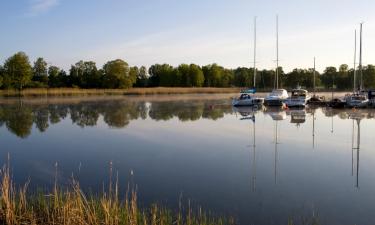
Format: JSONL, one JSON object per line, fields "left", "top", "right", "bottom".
{"left": 253, "top": 17, "right": 257, "bottom": 88}
{"left": 275, "top": 15, "right": 279, "bottom": 89}
{"left": 353, "top": 29, "right": 357, "bottom": 93}
{"left": 359, "top": 23, "right": 363, "bottom": 91}
{"left": 313, "top": 57, "right": 316, "bottom": 96}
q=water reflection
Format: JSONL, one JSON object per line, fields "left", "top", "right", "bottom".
{"left": 1, "top": 96, "right": 375, "bottom": 224}
{"left": 0, "top": 98, "right": 233, "bottom": 138}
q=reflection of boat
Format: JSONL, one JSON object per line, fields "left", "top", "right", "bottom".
{"left": 233, "top": 106, "right": 262, "bottom": 118}
{"left": 264, "top": 107, "right": 286, "bottom": 121}
{"left": 289, "top": 109, "right": 306, "bottom": 125}
{"left": 327, "top": 98, "right": 346, "bottom": 108}
{"left": 264, "top": 16, "right": 288, "bottom": 107}
{"left": 285, "top": 89, "right": 311, "bottom": 108}
{"left": 345, "top": 24, "right": 369, "bottom": 108}
{"left": 232, "top": 17, "right": 264, "bottom": 107}
{"left": 236, "top": 105, "right": 257, "bottom": 191}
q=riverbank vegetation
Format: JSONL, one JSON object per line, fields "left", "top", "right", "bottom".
{"left": 0, "top": 160, "right": 233, "bottom": 225}
{"left": 1, "top": 52, "right": 375, "bottom": 93}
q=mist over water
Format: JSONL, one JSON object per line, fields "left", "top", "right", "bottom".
{"left": 0, "top": 94, "right": 375, "bottom": 225}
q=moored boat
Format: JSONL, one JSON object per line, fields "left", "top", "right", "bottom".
{"left": 285, "top": 89, "right": 311, "bottom": 108}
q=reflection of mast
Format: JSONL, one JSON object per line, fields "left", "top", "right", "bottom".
{"left": 352, "top": 118, "right": 361, "bottom": 188}
{"left": 351, "top": 120, "right": 354, "bottom": 176}
{"left": 356, "top": 119, "right": 360, "bottom": 188}
{"left": 312, "top": 110, "right": 315, "bottom": 149}
{"left": 274, "top": 120, "right": 279, "bottom": 184}
{"left": 331, "top": 114, "right": 334, "bottom": 133}
{"left": 251, "top": 113, "right": 256, "bottom": 192}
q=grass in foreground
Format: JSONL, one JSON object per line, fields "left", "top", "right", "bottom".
{"left": 0, "top": 87, "right": 241, "bottom": 97}
{"left": 0, "top": 160, "right": 233, "bottom": 225}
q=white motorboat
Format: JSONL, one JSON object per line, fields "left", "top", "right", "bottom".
{"left": 285, "top": 89, "right": 311, "bottom": 108}
{"left": 346, "top": 92, "right": 368, "bottom": 108}
{"left": 232, "top": 92, "right": 264, "bottom": 107}
{"left": 264, "top": 89, "right": 288, "bottom": 106}
{"left": 345, "top": 24, "right": 369, "bottom": 108}
{"left": 233, "top": 17, "right": 264, "bottom": 107}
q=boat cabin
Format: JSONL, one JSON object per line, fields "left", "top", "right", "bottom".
{"left": 239, "top": 94, "right": 251, "bottom": 100}
{"left": 291, "top": 89, "right": 308, "bottom": 97}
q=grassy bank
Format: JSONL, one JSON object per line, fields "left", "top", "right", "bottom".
{"left": 0, "top": 160, "right": 233, "bottom": 225}
{"left": 0, "top": 88, "right": 241, "bottom": 97}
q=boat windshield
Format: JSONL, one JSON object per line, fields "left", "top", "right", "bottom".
{"left": 270, "top": 89, "right": 284, "bottom": 96}
{"left": 352, "top": 96, "right": 366, "bottom": 101}
{"left": 239, "top": 94, "right": 251, "bottom": 100}
{"left": 292, "top": 90, "right": 307, "bottom": 97}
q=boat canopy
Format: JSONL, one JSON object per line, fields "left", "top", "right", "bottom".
{"left": 270, "top": 89, "right": 287, "bottom": 96}
{"left": 241, "top": 88, "right": 256, "bottom": 94}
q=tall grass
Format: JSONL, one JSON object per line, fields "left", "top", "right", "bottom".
{"left": 0, "top": 88, "right": 241, "bottom": 97}
{"left": 0, "top": 158, "right": 233, "bottom": 225}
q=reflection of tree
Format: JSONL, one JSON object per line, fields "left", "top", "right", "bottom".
{"left": 149, "top": 100, "right": 231, "bottom": 121}
{"left": 0, "top": 98, "right": 234, "bottom": 137}
{"left": 102, "top": 101, "right": 142, "bottom": 128}
{"left": 70, "top": 104, "right": 99, "bottom": 127}
{"left": 3, "top": 105, "right": 33, "bottom": 138}
{"left": 33, "top": 106, "right": 49, "bottom": 132}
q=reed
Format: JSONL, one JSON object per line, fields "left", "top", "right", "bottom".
{"left": 0, "top": 159, "right": 233, "bottom": 225}
{"left": 0, "top": 87, "right": 241, "bottom": 97}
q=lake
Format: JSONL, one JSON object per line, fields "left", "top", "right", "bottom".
{"left": 0, "top": 94, "right": 375, "bottom": 225}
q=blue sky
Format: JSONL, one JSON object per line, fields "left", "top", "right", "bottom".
{"left": 1, "top": 0, "right": 375, "bottom": 72}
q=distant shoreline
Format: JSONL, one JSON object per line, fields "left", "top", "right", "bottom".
{"left": 0, "top": 87, "right": 353, "bottom": 98}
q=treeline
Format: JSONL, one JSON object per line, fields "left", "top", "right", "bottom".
{"left": 2, "top": 51, "right": 375, "bottom": 90}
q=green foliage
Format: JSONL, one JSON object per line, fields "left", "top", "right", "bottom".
{"left": 3, "top": 52, "right": 33, "bottom": 90}
{"left": 103, "top": 59, "right": 135, "bottom": 88}
{"left": 33, "top": 57, "right": 48, "bottom": 85}
{"left": 2, "top": 51, "right": 375, "bottom": 90}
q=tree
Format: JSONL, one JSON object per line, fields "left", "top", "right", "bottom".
{"left": 69, "top": 61, "right": 100, "bottom": 88}
{"left": 102, "top": 59, "right": 135, "bottom": 88}
{"left": 321, "top": 67, "right": 337, "bottom": 89}
{"left": 0, "top": 66, "right": 3, "bottom": 88}
{"left": 135, "top": 66, "right": 148, "bottom": 87}
{"left": 202, "top": 64, "right": 224, "bottom": 87}
{"left": 148, "top": 64, "right": 175, "bottom": 87}
{"left": 189, "top": 64, "right": 204, "bottom": 87}
{"left": 363, "top": 64, "right": 375, "bottom": 88}
{"left": 32, "top": 57, "right": 48, "bottom": 85}
{"left": 48, "top": 66, "right": 61, "bottom": 87}
{"left": 3, "top": 52, "right": 32, "bottom": 90}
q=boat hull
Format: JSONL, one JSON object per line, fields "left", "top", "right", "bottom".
{"left": 232, "top": 98, "right": 264, "bottom": 107}
{"left": 264, "top": 99, "right": 285, "bottom": 106}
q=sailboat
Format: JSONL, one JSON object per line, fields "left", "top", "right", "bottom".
{"left": 233, "top": 17, "right": 264, "bottom": 107}
{"left": 346, "top": 23, "right": 369, "bottom": 108}
{"left": 264, "top": 15, "right": 289, "bottom": 107}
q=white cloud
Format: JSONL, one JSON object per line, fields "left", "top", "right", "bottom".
{"left": 27, "top": 0, "right": 59, "bottom": 16}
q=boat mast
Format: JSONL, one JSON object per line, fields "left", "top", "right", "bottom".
{"left": 359, "top": 23, "right": 363, "bottom": 91}
{"left": 313, "top": 57, "right": 316, "bottom": 96}
{"left": 253, "top": 17, "right": 257, "bottom": 88}
{"left": 275, "top": 15, "right": 279, "bottom": 89}
{"left": 353, "top": 29, "right": 357, "bottom": 93}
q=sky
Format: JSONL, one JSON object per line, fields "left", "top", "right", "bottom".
{"left": 1, "top": 0, "right": 375, "bottom": 73}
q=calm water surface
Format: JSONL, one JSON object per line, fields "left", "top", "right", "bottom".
{"left": 1, "top": 94, "right": 375, "bottom": 225}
